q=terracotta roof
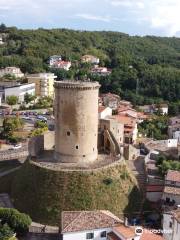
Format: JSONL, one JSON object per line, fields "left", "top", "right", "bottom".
{"left": 146, "top": 185, "right": 164, "bottom": 192}
{"left": 112, "top": 115, "right": 136, "bottom": 126}
{"left": 141, "top": 229, "right": 164, "bottom": 240}
{"left": 107, "top": 232, "right": 120, "bottom": 240}
{"left": 164, "top": 186, "right": 180, "bottom": 195}
{"left": 61, "top": 211, "right": 122, "bottom": 233}
{"left": 166, "top": 170, "right": 180, "bottom": 182}
{"left": 113, "top": 225, "right": 136, "bottom": 238}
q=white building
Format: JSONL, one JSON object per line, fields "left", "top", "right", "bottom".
{"left": 98, "top": 106, "right": 112, "bottom": 119}
{"left": 162, "top": 170, "right": 180, "bottom": 206}
{"left": 163, "top": 208, "right": 180, "bottom": 240}
{"left": 49, "top": 55, "right": 62, "bottom": 66}
{"left": 0, "top": 67, "right": 24, "bottom": 78}
{"left": 61, "top": 211, "right": 164, "bottom": 240}
{"left": 50, "top": 60, "right": 71, "bottom": 70}
{"left": 5, "top": 83, "right": 35, "bottom": 103}
{"left": 81, "top": 55, "right": 100, "bottom": 64}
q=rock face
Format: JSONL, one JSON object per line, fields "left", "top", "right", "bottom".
{"left": 11, "top": 160, "right": 141, "bottom": 226}
{"left": 54, "top": 81, "right": 100, "bottom": 164}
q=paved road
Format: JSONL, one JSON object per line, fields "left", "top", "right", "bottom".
{"left": 21, "top": 233, "right": 60, "bottom": 240}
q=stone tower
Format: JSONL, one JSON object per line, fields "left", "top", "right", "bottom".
{"left": 54, "top": 80, "right": 100, "bottom": 163}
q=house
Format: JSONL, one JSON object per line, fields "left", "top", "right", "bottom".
{"left": 52, "top": 61, "right": 71, "bottom": 71}
{"left": 146, "top": 185, "right": 164, "bottom": 203}
{"left": 111, "top": 115, "right": 138, "bottom": 144}
{"left": 0, "top": 67, "right": 24, "bottom": 78}
{"left": 163, "top": 208, "right": 180, "bottom": 240}
{"left": 138, "top": 104, "right": 168, "bottom": 115}
{"left": 168, "top": 116, "right": 180, "bottom": 143}
{"left": 157, "top": 104, "right": 168, "bottom": 115}
{"left": 61, "top": 210, "right": 164, "bottom": 240}
{"left": 101, "top": 93, "right": 120, "bottom": 110}
{"left": 162, "top": 170, "right": 180, "bottom": 207}
{"left": 49, "top": 55, "right": 62, "bottom": 66}
{"left": 81, "top": 55, "right": 100, "bottom": 64}
{"left": 61, "top": 210, "right": 122, "bottom": 240}
{"left": 99, "top": 118, "right": 124, "bottom": 154}
{"left": 119, "top": 100, "right": 132, "bottom": 108}
{"left": 4, "top": 83, "right": 35, "bottom": 103}
{"left": 27, "top": 73, "right": 57, "bottom": 97}
{"left": 98, "top": 106, "right": 112, "bottom": 119}
{"left": 91, "top": 66, "right": 111, "bottom": 76}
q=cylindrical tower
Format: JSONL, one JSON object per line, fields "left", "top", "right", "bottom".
{"left": 54, "top": 80, "right": 100, "bottom": 163}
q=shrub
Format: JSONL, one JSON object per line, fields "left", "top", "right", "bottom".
{"left": 0, "top": 208, "right": 32, "bottom": 236}
{"left": 0, "top": 223, "right": 14, "bottom": 240}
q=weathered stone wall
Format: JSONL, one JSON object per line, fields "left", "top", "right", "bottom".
{"left": 54, "top": 81, "right": 100, "bottom": 163}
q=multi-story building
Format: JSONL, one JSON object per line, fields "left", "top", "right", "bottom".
{"left": 168, "top": 116, "right": 180, "bottom": 143}
{"left": 163, "top": 208, "right": 180, "bottom": 240}
{"left": 162, "top": 170, "right": 180, "bottom": 206}
{"left": 0, "top": 67, "right": 24, "bottom": 78}
{"left": 111, "top": 115, "right": 138, "bottom": 144}
{"left": 4, "top": 83, "right": 35, "bottom": 103}
{"left": 61, "top": 210, "right": 164, "bottom": 240}
{"left": 27, "top": 73, "right": 57, "bottom": 97}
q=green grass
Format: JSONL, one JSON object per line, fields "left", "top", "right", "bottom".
{"left": 10, "top": 161, "right": 142, "bottom": 226}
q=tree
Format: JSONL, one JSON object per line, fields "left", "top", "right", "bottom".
{"left": 2, "top": 117, "right": 24, "bottom": 140}
{"left": 34, "top": 120, "right": 48, "bottom": 128}
{"left": 0, "top": 223, "right": 14, "bottom": 240}
{"left": 6, "top": 96, "right": 18, "bottom": 106}
{"left": 24, "top": 93, "right": 36, "bottom": 104}
{"left": 0, "top": 208, "right": 32, "bottom": 236}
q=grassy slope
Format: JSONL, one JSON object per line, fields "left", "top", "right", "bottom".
{"left": 10, "top": 161, "right": 141, "bottom": 226}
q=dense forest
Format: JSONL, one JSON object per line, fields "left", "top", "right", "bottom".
{"left": 0, "top": 23, "right": 180, "bottom": 109}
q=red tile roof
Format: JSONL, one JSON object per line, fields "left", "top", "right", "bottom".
{"left": 61, "top": 211, "right": 122, "bottom": 233}
{"left": 166, "top": 170, "right": 180, "bottom": 182}
{"left": 113, "top": 225, "right": 136, "bottom": 238}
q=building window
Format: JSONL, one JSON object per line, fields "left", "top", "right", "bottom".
{"left": 93, "top": 148, "right": 95, "bottom": 151}
{"left": 100, "top": 231, "right": 106, "bottom": 238}
{"left": 67, "top": 131, "right": 70, "bottom": 136}
{"left": 83, "top": 155, "right": 86, "bottom": 157}
{"left": 86, "top": 233, "right": 94, "bottom": 239}
{"left": 169, "top": 222, "right": 172, "bottom": 228}
{"left": 76, "top": 145, "right": 79, "bottom": 149}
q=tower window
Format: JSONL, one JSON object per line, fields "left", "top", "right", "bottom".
{"left": 76, "top": 145, "right": 79, "bottom": 149}
{"left": 67, "top": 131, "right": 70, "bottom": 136}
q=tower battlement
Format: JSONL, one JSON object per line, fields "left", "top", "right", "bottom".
{"left": 54, "top": 80, "right": 100, "bottom": 90}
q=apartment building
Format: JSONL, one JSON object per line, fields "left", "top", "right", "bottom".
{"left": 27, "top": 73, "right": 57, "bottom": 97}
